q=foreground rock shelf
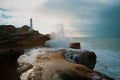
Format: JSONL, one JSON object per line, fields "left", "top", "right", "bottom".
{"left": 18, "top": 48, "right": 113, "bottom": 80}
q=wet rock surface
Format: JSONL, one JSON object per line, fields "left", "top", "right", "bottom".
{"left": 18, "top": 48, "right": 113, "bottom": 80}
{"left": 64, "top": 50, "right": 96, "bottom": 70}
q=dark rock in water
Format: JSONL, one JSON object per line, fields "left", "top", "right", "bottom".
{"left": 70, "top": 42, "right": 81, "bottom": 49}
{"left": 19, "top": 49, "right": 113, "bottom": 80}
{"left": 65, "top": 50, "right": 96, "bottom": 70}
{"left": 0, "top": 48, "right": 24, "bottom": 80}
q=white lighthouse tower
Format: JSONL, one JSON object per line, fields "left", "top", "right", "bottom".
{"left": 29, "top": 18, "right": 33, "bottom": 31}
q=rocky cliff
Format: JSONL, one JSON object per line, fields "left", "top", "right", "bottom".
{"left": 0, "top": 25, "right": 50, "bottom": 49}
{"left": 0, "top": 25, "right": 50, "bottom": 80}
{"left": 0, "top": 32, "right": 50, "bottom": 49}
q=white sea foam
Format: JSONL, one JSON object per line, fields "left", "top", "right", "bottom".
{"left": 18, "top": 48, "right": 40, "bottom": 64}
{"left": 79, "top": 41, "right": 120, "bottom": 79}
{"left": 94, "top": 49, "right": 120, "bottom": 79}
{"left": 72, "top": 37, "right": 120, "bottom": 80}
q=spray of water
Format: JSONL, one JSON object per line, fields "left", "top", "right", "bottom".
{"left": 45, "top": 24, "right": 71, "bottom": 48}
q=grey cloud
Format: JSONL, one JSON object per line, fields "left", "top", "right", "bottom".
{"left": 0, "top": 8, "right": 9, "bottom": 11}
{"left": 90, "top": 1, "right": 120, "bottom": 38}
{"left": 40, "top": 0, "right": 103, "bottom": 36}
{"left": 42, "top": 0, "right": 103, "bottom": 19}
{"left": 41, "top": 0, "right": 120, "bottom": 37}
{"left": 0, "top": 13, "right": 12, "bottom": 19}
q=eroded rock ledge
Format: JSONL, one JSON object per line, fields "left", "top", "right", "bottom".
{"left": 0, "top": 32, "right": 50, "bottom": 49}
{"left": 18, "top": 48, "right": 113, "bottom": 80}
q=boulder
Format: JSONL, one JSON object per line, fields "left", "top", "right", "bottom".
{"left": 65, "top": 50, "right": 96, "bottom": 70}
{"left": 70, "top": 42, "right": 81, "bottom": 49}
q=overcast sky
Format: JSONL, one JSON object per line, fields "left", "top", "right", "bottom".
{"left": 0, "top": 0, "right": 120, "bottom": 37}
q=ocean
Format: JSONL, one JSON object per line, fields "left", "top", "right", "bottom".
{"left": 72, "top": 37, "right": 120, "bottom": 80}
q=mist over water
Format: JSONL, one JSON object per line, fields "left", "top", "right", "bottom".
{"left": 45, "top": 24, "right": 71, "bottom": 48}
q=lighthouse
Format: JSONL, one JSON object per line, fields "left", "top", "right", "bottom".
{"left": 29, "top": 18, "right": 33, "bottom": 31}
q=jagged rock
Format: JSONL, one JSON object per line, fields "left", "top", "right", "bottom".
{"left": 65, "top": 50, "right": 96, "bottom": 70}
{"left": 17, "top": 62, "right": 33, "bottom": 75}
{"left": 0, "top": 48, "right": 24, "bottom": 80}
{"left": 17, "top": 62, "right": 33, "bottom": 80}
{"left": 19, "top": 49, "right": 113, "bottom": 80}
{"left": 70, "top": 42, "right": 81, "bottom": 49}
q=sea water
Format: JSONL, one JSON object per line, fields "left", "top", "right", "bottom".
{"left": 72, "top": 37, "right": 120, "bottom": 80}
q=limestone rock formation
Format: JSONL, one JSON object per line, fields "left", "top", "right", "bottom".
{"left": 18, "top": 48, "right": 113, "bottom": 80}
{"left": 0, "top": 30, "right": 50, "bottom": 49}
